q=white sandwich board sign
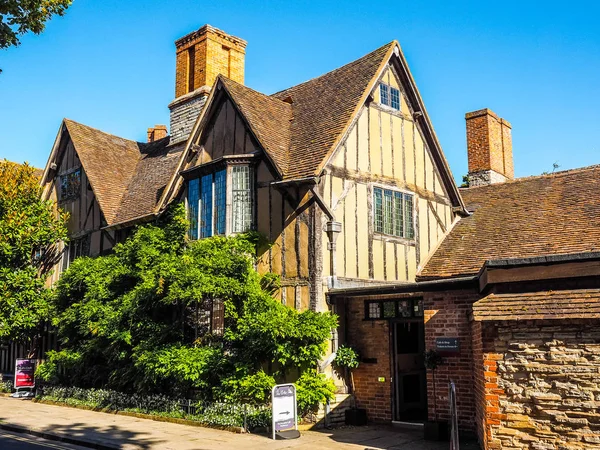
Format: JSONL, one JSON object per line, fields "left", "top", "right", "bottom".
{"left": 271, "top": 383, "right": 298, "bottom": 440}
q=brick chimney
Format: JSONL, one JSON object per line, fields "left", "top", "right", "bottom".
{"left": 168, "top": 25, "right": 247, "bottom": 145}
{"left": 466, "top": 109, "right": 514, "bottom": 187}
{"left": 147, "top": 125, "right": 168, "bottom": 143}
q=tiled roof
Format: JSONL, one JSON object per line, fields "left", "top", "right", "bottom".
{"left": 64, "top": 120, "right": 180, "bottom": 226}
{"left": 271, "top": 42, "right": 394, "bottom": 180}
{"left": 472, "top": 289, "right": 600, "bottom": 321}
{"left": 219, "top": 77, "right": 292, "bottom": 174}
{"left": 64, "top": 119, "right": 141, "bottom": 225}
{"left": 419, "top": 165, "right": 600, "bottom": 280}
{"left": 112, "top": 139, "right": 184, "bottom": 225}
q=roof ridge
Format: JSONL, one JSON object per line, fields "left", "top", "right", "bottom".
{"left": 219, "top": 75, "right": 291, "bottom": 108}
{"left": 270, "top": 41, "right": 396, "bottom": 97}
{"left": 63, "top": 118, "right": 142, "bottom": 145}
{"left": 461, "top": 163, "right": 600, "bottom": 191}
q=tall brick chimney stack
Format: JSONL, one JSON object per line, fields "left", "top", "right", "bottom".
{"left": 168, "top": 25, "right": 247, "bottom": 145}
{"left": 466, "top": 108, "right": 514, "bottom": 187}
{"left": 147, "top": 125, "right": 168, "bottom": 143}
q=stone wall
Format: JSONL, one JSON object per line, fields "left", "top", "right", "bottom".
{"left": 480, "top": 320, "right": 600, "bottom": 449}
{"left": 169, "top": 93, "right": 208, "bottom": 145}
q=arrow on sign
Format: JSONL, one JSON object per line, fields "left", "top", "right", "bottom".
{"left": 279, "top": 411, "right": 290, "bottom": 415}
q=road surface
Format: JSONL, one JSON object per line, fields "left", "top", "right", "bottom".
{"left": 0, "top": 430, "right": 87, "bottom": 450}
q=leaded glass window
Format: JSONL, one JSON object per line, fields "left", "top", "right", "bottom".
{"left": 383, "top": 190, "right": 393, "bottom": 235}
{"left": 394, "top": 192, "right": 404, "bottom": 237}
{"left": 365, "top": 298, "right": 424, "bottom": 320}
{"left": 59, "top": 169, "right": 81, "bottom": 202}
{"left": 367, "top": 302, "right": 381, "bottom": 319}
{"left": 383, "top": 301, "right": 396, "bottom": 318}
{"left": 380, "top": 83, "right": 389, "bottom": 106}
{"left": 214, "top": 170, "right": 226, "bottom": 235}
{"left": 373, "top": 187, "right": 414, "bottom": 239}
{"left": 62, "top": 234, "right": 90, "bottom": 271}
{"left": 404, "top": 194, "right": 414, "bottom": 239}
{"left": 232, "top": 166, "right": 253, "bottom": 233}
{"left": 414, "top": 299, "right": 424, "bottom": 317}
{"left": 200, "top": 174, "right": 213, "bottom": 238}
{"left": 187, "top": 178, "right": 199, "bottom": 240}
{"left": 374, "top": 188, "right": 383, "bottom": 232}
{"left": 390, "top": 87, "right": 400, "bottom": 110}
{"left": 187, "top": 165, "right": 253, "bottom": 240}
{"left": 398, "top": 300, "right": 411, "bottom": 318}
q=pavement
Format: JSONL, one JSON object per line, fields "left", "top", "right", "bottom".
{"left": 0, "top": 396, "right": 480, "bottom": 449}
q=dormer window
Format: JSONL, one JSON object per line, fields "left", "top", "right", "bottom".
{"left": 379, "top": 83, "right": 400, "bottom": 111}
{"left": 185, "top": 161, "right": 254, "bottom": 240}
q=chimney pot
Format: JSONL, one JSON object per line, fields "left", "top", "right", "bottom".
{"left": 465, "top": 108, "right": 513, "bottom": 187}
{"left": 169, "top": 24, "right": 247, "bottom": 145}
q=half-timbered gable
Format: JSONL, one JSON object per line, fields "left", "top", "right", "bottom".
{"left": 323, "top": 61, "right": 457, "bottom": 288}
{"left": 41, "top": 119, "right": 181, "bottom": 282}
{"left": 164, "top": 40, "right": 467, "bottom": 312}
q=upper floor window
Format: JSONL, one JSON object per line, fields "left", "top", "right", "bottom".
{"left": 373, "top": 187, "right": 414, "bottom": 239}
{"left": 62, "top": 234, "right": 90, "bottom": 271}
{"left": 59, "top": 169, "right": 81, "bottom": 202}
{"left": 187, "top": 164, "right": 254, "bottom": 240}
{"left": 379, "top": 83, "right": 400, "bottom": 111}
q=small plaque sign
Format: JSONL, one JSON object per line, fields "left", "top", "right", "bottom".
{"left": 436, "top": 337, "right": 460, "bottom": 352}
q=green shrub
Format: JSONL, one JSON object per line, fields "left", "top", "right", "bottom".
{"left": 0, "top": 380, "right": 13, "bottom": 393}
{"left": 333, "top": 345, "right": 360, "bottom": 370}
{"left": 295, "top": 369, "right": 335, "bottom": 416}
{"left": 41, "top": 204, "right": 338, "bottom": 407}
{"left": 37, "top": 385, "right": 271, "bottom": 430}
{"left": 218, "top": 370, "right": 275, "bottom": 404}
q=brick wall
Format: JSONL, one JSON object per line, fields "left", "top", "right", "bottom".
{"left": 478, "top": 319, "right": 600, "bottom": 449}
{"left": 345, "top": 298, "right": 392, "bottom": 421}
{"left": 423, "top": 290, "right": 480, "bottom": 432}
{"left": 472, "top": 320, "right": 487, "bottom": 446}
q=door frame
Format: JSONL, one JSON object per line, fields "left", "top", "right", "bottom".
{"left": 391, "top": 317, "right": 427, "bottom": 422}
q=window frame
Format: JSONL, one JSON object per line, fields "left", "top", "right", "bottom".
{"left": 364, "top": 298, "right": 424, "bottom": 321}
{"left": 58, "top": 167, "right": 82, "bottom": 203}
{"left": 185, "top": 160, "right": 255, "bottom": 240}
{"left": 371, "top": 184, "right": 415, "bottom": 241}
{"left": 378, "top": 82, "right": 401, "bottom": 111}
{"left": 61, "top": 234, "right": 90, "bottom": 271}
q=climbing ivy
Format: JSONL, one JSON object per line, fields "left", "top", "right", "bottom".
{"left": 39, "top": 204, "right": 338, "bottom": 406}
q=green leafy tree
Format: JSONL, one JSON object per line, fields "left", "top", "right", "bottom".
{"left": 40, "top": 204, "right": 337, "bottom": 408}
{"left": 0, "top": 160, "right": 68, "bottom": 355}
{"left": 0, "top": 0, "right": 72, "bottom": 49}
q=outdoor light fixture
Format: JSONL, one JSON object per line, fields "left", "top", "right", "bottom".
{"left": 325, "top": 221, "right": 342, "bottom": 250}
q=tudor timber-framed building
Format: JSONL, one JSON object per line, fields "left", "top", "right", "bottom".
{"left": 34, "top": 24, "right": 600, "bottom": 449}
{"left": 40, "top": 24, "right": 467, "bottom": 308}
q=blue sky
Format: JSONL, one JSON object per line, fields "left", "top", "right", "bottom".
{"left": 1, "top": 1, "right": 599, "bottom": 181}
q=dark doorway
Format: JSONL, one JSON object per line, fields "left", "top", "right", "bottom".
{"left": 392, "top": 319, "right": 427, "bottom": 421}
